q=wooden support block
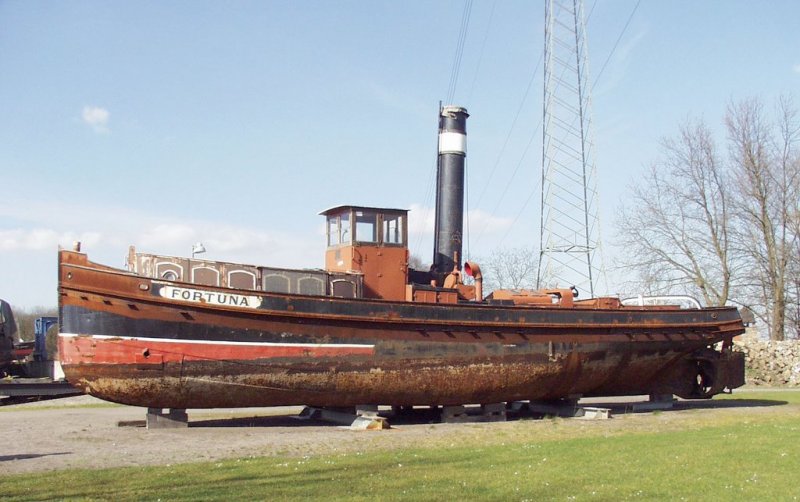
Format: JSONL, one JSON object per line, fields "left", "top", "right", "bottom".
{"left": 296, "top": 405, "right": 390, "bottom": 430}
{"left": 440, "top": 405, "right": 469, "bottom": 423}
{"left": 146, "top": 408, "right": 188, "bottom": 429}
{"left": 574, "top": 406, "right": 611, "bottom": 420}
{"left": 390, "top": 405, "right": 415, "bottom": 416}
{"left": 480, "top": 402, "right": 507, "bottom": 422}
{"left": 355, "top": 404, "right": 379, "bottom": 416}
{"left": 632, "top": 394, "right": 676, "bottom": 412}
{"left": 527, "top": 399, "right": 579, "bottom": 417}
{"left": 507, "top": 401, "right": 527, "bottom": 413}
{"left": 350, "top": 415, "right": 390, "bottom": 430}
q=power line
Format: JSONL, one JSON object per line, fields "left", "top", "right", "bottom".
{"left": 592, "top": 0, "right": 641, "bottom": 92}
{"left": 475, "top": 0, "right": 641, "bottom": 254}
{"left": 475, "top": 116, "right": 542, "bottom": 246}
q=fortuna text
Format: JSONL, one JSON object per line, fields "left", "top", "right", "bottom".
{"left": 159, "top": 285, "right": 262, "bottom": 308}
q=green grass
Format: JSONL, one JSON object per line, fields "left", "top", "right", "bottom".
{"left": 2, "top": 413, "right": 799, "bottom": 501}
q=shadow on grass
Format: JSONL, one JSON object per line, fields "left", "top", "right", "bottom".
{"left": 183, "top": 397, "right": 790, "bottom": 428}
{"left": 190, "top": 414, "right": 327, "bottom": 428}
{"left": 0, "top": 452, "right": 71, "bottom": 462}
{"left": 673, "top": 398, "right": 788, "bottom": 410}
{"left": 585, "top": 398, "right": 788, "bottom": 416}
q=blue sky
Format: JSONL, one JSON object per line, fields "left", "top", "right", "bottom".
{"left": 1, "top": 1, "right": 798, "bottom": 309}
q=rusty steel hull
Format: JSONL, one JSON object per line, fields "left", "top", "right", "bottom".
{"left": 58, "top": 250, "right": 746, "bottom": 409}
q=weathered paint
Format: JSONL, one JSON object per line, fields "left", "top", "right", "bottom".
{"left": 58, "top": 250, "right": 746, "bottom": 409}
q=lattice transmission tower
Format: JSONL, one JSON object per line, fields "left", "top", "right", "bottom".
{"left": 537, "top": 0, "right": 600, "bottom": 297}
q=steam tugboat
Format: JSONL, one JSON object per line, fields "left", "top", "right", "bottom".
{"left": 58, "top": 106, "right": 745, "bottom": 411}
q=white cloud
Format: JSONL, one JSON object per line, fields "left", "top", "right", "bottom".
{"left": 138, "top": 224, "right": 197, "bottom": 249}
{"left": 467, "top": 208, "right": 513, "bottom": 235}
{"left": 593, "top": 27, "right": 648, "bottom": 97}
{"left": 406, "top": 203, "right": 516, "bottom": 260}
{"left": 794, "top": 64, "right": 800, "bottom": 74}
{"left": 0, "top": 228, "right": 101, "bottom": 251}
{"left": 0, "top": 197, "right": 322, "bottom": 269}
{"left": 407, "top": 204, "right": 512, "bottom": 237}
{"left": 81, "top": 105, "right": 110, "bottom": 133}
{"left": 407, "top": 203, "right": 436, "bottom": 236}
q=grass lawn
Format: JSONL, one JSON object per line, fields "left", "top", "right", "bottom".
{"left": 2, "top": 390, "right": 799, "bottom": 501}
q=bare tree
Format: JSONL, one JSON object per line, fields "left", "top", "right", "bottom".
{"left": 788, "top": 197, "right": 800, "bottom": 339}
{"left": 407, "top": 254, "right": 428, "bottom": 271}
{"left": 617, "top": 97, "right": 800, "bottom": 340}
{"left": 616, "top": 120, "right": 734, "bottom": 306}
{"left": 727, "top": 97, "right": 800, "bottom": 340}
{"left": 479, "top": 247, "right": 539, "bottom": 294}
{"left": 12, "top": 306, "right": 58, "bottom": 342}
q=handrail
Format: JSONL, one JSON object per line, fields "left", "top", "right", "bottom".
{"left": 621, "top": 295, "right": 702, "bottom": 309}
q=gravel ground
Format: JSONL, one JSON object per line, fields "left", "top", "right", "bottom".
{"left": 0, "top": 390, "right": 794, "bottom": 475}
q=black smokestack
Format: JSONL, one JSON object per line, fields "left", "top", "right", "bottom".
{"left": 432, "top": 105, "right": 469, "bottom": 275}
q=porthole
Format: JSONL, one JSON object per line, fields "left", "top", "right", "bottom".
{"left": 161, "top": 270, "right": 179, "bottom": 281}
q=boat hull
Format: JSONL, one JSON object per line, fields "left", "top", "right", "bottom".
{"left": 58, "top": 251, "right": 746, "bottom": 408}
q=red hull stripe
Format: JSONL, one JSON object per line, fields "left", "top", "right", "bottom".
{"left": 59, "top": 333, "right": 375, "bottom": 365}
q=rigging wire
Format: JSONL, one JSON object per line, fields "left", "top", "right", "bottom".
{"left": 498, "top": 178, "right": 538, "bottom": 246}
{"left": 473, "top": 53, "right": 543, "bottom": 213}
{"left": 586, "top": 0, "right": 598, "bottom": 23}
{"left": 484, "top": 119, "right": 542, "bottom": 247}
{"left": 446, "top": 0, "right": 474, "bottom": 104}
{"left": 412, "top": 111, "right": 443, "bottom": 261}
{"left": 464, "top": 157, "right": 470, "bottom": 261}
{"left": 415, "top": 2, "right": 473, "bottom": 262}
{"left": 587, "top": 0, "right": 641, "bottom": 293}
{"left": 465, "top": 0, "right": 498, "bottom": 103}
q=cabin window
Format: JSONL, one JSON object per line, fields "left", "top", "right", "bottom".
{"left": 383, "top": 214, "right": 404, "bottom": 245}
{"left": 263, "top": 274, "right": 290, "bottom": 293}
{"left": 354, "top": 211, "right": 377, "bottom": 243}
{"left": 331, "top": 279, "right": 357, "bottom": 298}
{"left": 228, "top": 270, "right": 257, "bottom": 290}
{"left": 327, "top": 216, "right": 339, "bottom": 247}
{"left": 192, "top": 266, "right": 220, "bottom": 286}
{"left": 156, "top": 262, "right": 184, "bottom": 282}
{"left": 298, "top": 276, "right": 325, "bottom": 296}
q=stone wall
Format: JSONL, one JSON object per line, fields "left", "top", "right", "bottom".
{"left": 735, "top": 331, "right": 800, "bottom": 386}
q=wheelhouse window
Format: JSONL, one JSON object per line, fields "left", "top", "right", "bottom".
{"left": 354, "top": 210, "right": 377, "bottom": 243}
{"left": 322, "top": 206, "right": 409, "bottom": 249}
{"left": 327, "top": 216, "right": 339, "bottom": 247}
{"left": 340, "top": 214, "right": 351, "bottom": 244}
{"left": 383, "top": 213, "right": 405, "bottom": 245}
{"left": 327, "top": 212, "right": 352, "bottom": 247}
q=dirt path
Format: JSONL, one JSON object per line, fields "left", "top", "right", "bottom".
{"left": 1, "top": 392, "right": 796, "bottom": 475}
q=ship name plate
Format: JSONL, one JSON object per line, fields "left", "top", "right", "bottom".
{"left": 158, "top": 284, "right": 263, "bottom": 309}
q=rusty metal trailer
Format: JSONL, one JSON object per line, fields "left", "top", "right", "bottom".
{"left": 1, "top": 307, "right": 82, "bottom": 405}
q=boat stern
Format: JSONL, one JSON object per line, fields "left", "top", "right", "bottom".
{"left": 662, "top": 346, "right": 746, "bottom": 399}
